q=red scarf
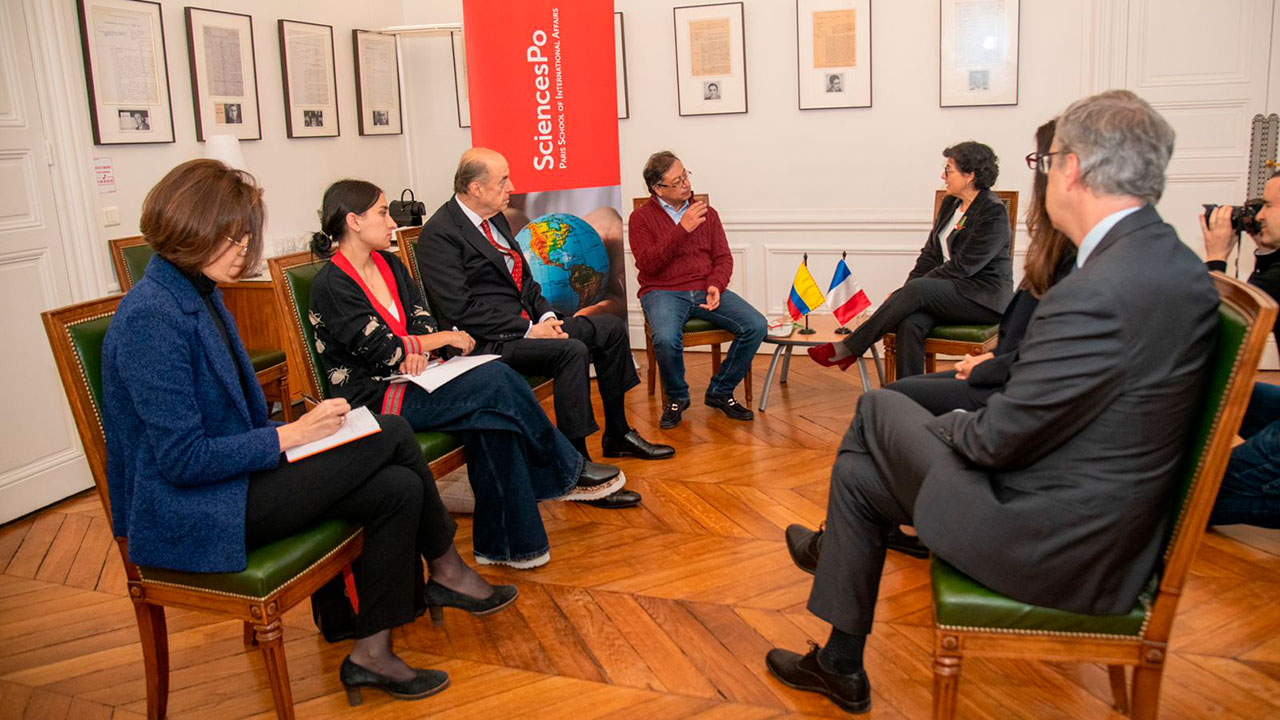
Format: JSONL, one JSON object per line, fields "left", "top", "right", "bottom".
{"left": 331, "top": 250, "right": 412, "bottom": 414}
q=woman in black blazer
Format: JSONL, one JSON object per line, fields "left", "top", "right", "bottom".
{"left": 810, "top": 141, "right": 1013, "bottom": 378}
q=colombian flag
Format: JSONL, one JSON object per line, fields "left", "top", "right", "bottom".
{"left": 787, "top": 262, "right": 825, "bottom": 321}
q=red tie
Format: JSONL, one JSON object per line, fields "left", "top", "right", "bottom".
{"left": 481, "top": 219, "right": 529, "bottom": 319}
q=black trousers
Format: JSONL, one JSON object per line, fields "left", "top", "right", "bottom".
{"left": 495, "top": 313, "right": 640, "bottom": 439}
{"left": 883, "top": 370, "right": 997, "bottom": 415}
{"left": 245, "top": 414, "right": 455, "bottom": 639}
{"left": 838, "top": 278, "right": 1001, "bottom": 378}
{"left": 808, "top": 390, "right": 953, "bottom": 634}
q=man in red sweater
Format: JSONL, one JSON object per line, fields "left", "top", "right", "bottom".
{"left": 630, "top": 151, "right": 766, "bottom": 428}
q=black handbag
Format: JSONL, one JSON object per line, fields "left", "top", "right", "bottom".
{"left": 390, "top": 189, "right": 425, "bottom": 227}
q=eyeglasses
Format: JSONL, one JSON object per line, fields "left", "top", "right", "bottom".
{"left": 1027, "top": 151, "right": 1066, "bottom": 175}
{"left": 225, "top": 235, "right": 249, "bottom": 257}
{"left": 656, "top": 170, "right": 692, "bottom": 188}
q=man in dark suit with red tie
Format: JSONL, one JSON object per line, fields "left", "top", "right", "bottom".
{"left": 419, "top": 149, "right": 673, "bottom": 504}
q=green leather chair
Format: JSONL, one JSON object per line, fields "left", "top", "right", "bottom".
{"left": 268, "top": 251, "right": 468, "bottom": 475}
{"left": 42, "top": 295, "right": 363, "bottom": 720}
{"left": 928, "top": 274, "right": 1277, "bottom": 720}
{"left": 881, "top": 190, "right": 1019, "bottom": 383}
{"left": 109, "top": 235, "right": 294, "bottom": 420}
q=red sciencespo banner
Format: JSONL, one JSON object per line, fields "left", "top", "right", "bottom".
{"left": 462, "top": 0, "right": 619, "bottom": 193}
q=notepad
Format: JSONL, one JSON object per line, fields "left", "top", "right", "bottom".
{"left": 388, "top": 353, "right": 500, "bottom": 393}
{"left": 285, "top": 405, "right": 382, "bottom": 463}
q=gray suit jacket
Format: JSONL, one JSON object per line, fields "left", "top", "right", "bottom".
{"left": 915, "top": 205, "right": 1219, "bottom": 615}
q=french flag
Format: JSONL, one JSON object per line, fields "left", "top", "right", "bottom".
{"left": 827, "top": 257, "right": 871, "bottom": 326}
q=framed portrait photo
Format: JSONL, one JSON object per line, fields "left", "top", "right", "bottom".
{"left": 673, "top": 2, "right": 747, "bottom": 117}
{"left": 450, "top": 30, "right": 470, "bottom": 129}
{"left": 353, "top": 29, "right": 402, "bottom": 136}
{"left": 278, "top": 19, "right": 339, "bottom": 137}
{"left": 184, "top": 7, "right": 261, "bottom": 141}
{"left": 940, "top": 0, "right": 1019, "bottom": 107}
{"left": 797, "top": 0, "right": 871, "bottom": 110}
{"left": 76, "top": 0, "right": 176, "bottom": 145}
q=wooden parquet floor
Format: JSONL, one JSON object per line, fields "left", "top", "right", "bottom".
{"left": 2, "top": 354, "right": 1280, "bottom": 719}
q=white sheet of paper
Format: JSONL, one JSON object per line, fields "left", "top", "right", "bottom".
{"left": 285, "top": 405, "right": 381, "bottom": 462}
{"left": 389, "top": 353, "right": 500, "bottom": 393}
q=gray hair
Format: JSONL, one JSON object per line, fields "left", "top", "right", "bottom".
{"left": 1054, "top": 90, "right": 1175, "bottom": 205}
{"left": 453, "top": 157, "right": 489, "bottom": 195}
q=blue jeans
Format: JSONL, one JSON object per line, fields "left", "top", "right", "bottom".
{"left": 397, "top": 362, "right": 583, "bottom": 563}
{"left": 1209, "top": 382, "right": 1280, "bottom": 528}
{"left": 641, "top": 288, "right": 767, "bottom": 401}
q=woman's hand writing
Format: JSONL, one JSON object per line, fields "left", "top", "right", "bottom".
{"left": 276, "top": 398, "right": 350, "bottom": 450}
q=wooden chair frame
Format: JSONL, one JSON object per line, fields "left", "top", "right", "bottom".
{"left": 267, "top": 250, "right": 468, "bottom": 478}
{"left": 108, "top": 235, "right": 294, "bottom": 421}
{"left": 930, "top": 274, "right": 1277, "bottom": 719}
{"left": 42, "top": 295, "right": 362, "bottom": 720}
{"left": 631, "top": 195, "right": 752, "bottom": 403}
{"left": 882, "top": 190, "right": 1019, "bottom": 383}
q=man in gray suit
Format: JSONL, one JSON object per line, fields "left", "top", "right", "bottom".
{"left": 765, "top": 90, "right": 1220, "bottom": 714}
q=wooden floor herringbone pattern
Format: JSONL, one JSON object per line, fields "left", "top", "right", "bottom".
{"left": 1, "top": 354, "right": 1279, "bottom": 719}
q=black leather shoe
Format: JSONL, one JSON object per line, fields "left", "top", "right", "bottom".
{"left": 564, "top": 462, "right": 625, "bottom": 501}
{"left": 422, "top": 580, "right": 518, "bottom": 626}
{"left": 583, "top": 489, "right": 642, "bottom": 509}
{"left": 766, "top": 644, "right": 871, "bottom": 714}
{"left": 602, "top": 429, "right": 675, "bottom": 460}
{"left": 340, "top": 656, "right": 450, "bottom": 706}
{"left": 886, "top": 527, "right": 930, "bottom": 559}
{"left": 660, "top": 398, "right": 690, "bottom": 429}
{"left": 786, "top": 523, "right": 822, "bottom": 575}
{"left": 706, "top": 394, "right": 754, "bottom": 421}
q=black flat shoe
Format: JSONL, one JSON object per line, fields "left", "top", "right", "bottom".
{"left": 886, "top": 527, "right": 930, "bottom": 559}
{"left": 705, "top": 394, "right": 754, "bottom": 421}
{"left": 422, "top": 579, "right": 518, "bottom": 625}
{"left": 766, "top": 644, "right": 871, "bottom": 714}
{"left": 583, "top": 489, "right": 643, "bottom": 509}
{"left": 785, "top": 523, "right": 822, "bottom": 575}
{"left": 602, "top": 429, "right": 675, "bottom": 460}
{"left": 660, "top": 398, "right": 690, "bottom": 429}
{"left": 339, "top": 656, "right": 450, "bottom": 706}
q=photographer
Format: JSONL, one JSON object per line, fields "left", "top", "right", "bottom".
{"left": 1201, "top": 170, "right": 1280, "bottom": 528}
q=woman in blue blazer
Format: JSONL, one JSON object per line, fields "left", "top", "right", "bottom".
{"left": 101, "top": 159, "right": 512, "bottom": 705}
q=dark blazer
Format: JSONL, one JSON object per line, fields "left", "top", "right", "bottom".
{"left": 310, "top": 251, "right": 439, "bottom": 411}
{"left": 418, "top": 197, "right": 555, "bottom": 349}
{"left": 967, "top": 248, "right": 1077, "bottom": 387}
{"left": 102, "top": 256, "right": 281, "bottom": 573}
{"left": 907, "top": 188, "right": 1014, "bottom": 313}
{"left": 1208, "top": 251, "right": 1280, "bottom": 346}
{"left": 915, "top": 206, "right": 1219, "bottom": 615}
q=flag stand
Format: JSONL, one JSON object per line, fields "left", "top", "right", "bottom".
{"left": 797, "top": 252, "right": 817, "bottom": 334}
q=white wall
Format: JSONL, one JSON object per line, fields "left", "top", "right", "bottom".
{"left": 399, "top": 0, "right": 1280, "bottom": 355}
{"left": 71, "top": 0, "right": 412, "bottom": 283}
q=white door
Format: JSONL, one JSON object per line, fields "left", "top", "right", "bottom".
{"left": 0, "top": 0, "right": 91, "bottom": 523}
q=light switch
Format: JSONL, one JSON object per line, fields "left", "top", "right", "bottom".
{"left": 103, "top": 206, "right": 120, "bottom": 226}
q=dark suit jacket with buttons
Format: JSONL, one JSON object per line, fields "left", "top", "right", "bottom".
{"left": 914, "top": 206, "right": 1219, "bottom": 615}
{"left": 418, "top": 197, "right": 556, "bottom": 352}
{"left": 907, "top": 188, "right": 1014, "bottom": 313}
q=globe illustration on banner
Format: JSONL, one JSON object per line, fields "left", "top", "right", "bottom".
{"left": 516, "top": 213, "right": 610, "bottom": 315}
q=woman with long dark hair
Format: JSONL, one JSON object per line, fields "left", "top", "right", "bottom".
{"left": 307, "top": 179, "right": 626, "bottom": 572}
{"left": 102, "top": 159, "right": 502, "bottom": 705}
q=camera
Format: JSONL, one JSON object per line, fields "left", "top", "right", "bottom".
{"left": 1202, "top": 199, "right": 1264, "bottom": 236}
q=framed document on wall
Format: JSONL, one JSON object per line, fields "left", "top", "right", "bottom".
{"left": 797, "top": 0, "right": 871, "bottom": 110}
{"left": 353, "top": 30, "right": 402, "bottom": 136}
{"left": 940, "top": 0, "right": 1019, "bottom": 107}
{"left": 184, "top": 7, "right": 261, "bottom": 142}
{"left": 278, "top": 19, "right": 339, "bottom": 138}
{"left": 615, "top": 12, "right": 630, "bottom": 119}
{"left": 76, "top": 0, "right": 176, "bottom": 145}
{"left": 673, "top": 2, "right": 747, "bottom": 117}
{"left": 450, "top": 31, "right": 470, "bottom": 129}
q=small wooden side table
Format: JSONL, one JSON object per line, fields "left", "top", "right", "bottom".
{"left": 758, "top": 314, "right": 884, "bottom": 411}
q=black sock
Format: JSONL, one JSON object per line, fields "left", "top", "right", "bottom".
{"left": 601, "top": 394, "right": 630, "bottom": 439}
{"left": 819, "top": 627, "right": 866, "bottom": 674}
{"left": 570, "top": 436, "right": 591, "bottom": 460}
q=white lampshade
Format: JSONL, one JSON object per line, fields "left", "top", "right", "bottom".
{"left": 204, "top": 134, "right": 247, "bottom": 171}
